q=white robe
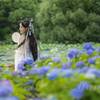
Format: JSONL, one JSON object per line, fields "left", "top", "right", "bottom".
{"left": 14, "top": 34, "right": 33, "bottom": 71}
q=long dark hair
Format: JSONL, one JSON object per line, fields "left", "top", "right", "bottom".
{"left": 18, "top": 20, "right": 38, "bottom": 61}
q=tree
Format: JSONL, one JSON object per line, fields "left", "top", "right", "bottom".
{"left": 36, "top": 0, "right": 100, "bottom": 43}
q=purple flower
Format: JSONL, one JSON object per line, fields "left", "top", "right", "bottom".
{"left": 86, "top": 68, "right": 100, "bottom": 78}
{"left": 68, "top": 49, "right": 79, "bottom": 59}
{"left": 83, "top": 43, "right": 94, "bottom": 50}
{"left": 12, "top": 71, "right": 18, "bottom": 76}
{"left": 86, "top": 49, "right": 94, "bottom": 55}
{"left": 28, "top": 68, "right": 39, "bottom": 75}
{"left": 93, "top": 70, "right": 100, "bottom": 78}
{"left": 2, "top": 96, "right": 19, "bottom": 100}
{"left": 88, "top": 56, "right": 100, "bottom": 65}
{"left": 71, "top": 88, "right": 83, "bottom": 99}
{"left": 76, "top": 61, "right": 84, "bottom": 68}
{"left": 29, "top": 66, "right": 50, "bottom": 76}
{"left": 62, "top": 63, "right": 67, "bottom": 69}
{"left": 18, "top": 71, "right": 28, "bottom": 77}
{"left": 88, "top": 57, "right": 95, "bottom": 64}
{"left": 17, "top": 63, "right": 25, "bottom": 71}
{"left": 47, "top": 71, "right": 58, "bottom": 80}
{"left": 62, "top": 62, "right": 72, "bottom": 69}
{"left": 66, "top": 62, "right": 72, "bottom": 67}
{"left": 95, "top": 55, "right": 100, "bottom": 58}
{"left": 76, "top": 81, "right": 90, "bottom": 91}
{"left": 47, "top": 68, "right": 60, "bottom": 80}
{"left": 0, "top": 80, "right": 13, "bottom": 97}
{"left": 77, "top": 67, "right": 89, "bottom": 73}
{"left": 24, "top": 57, "right": 34, "bottom": 65}
{"left": 83, "top": 43, "right": 95, "bottom": 56}
{"left": 71, "top": 81, "right": 90, "bottom": 99}
{"left": 52, "top": 57, "right": 61, "bottom": 63}
{"left": 38, "top": 66, "right": 50, "bottom": 75}
{"left": 87, "top": 68, "right": 96, "bottom": 74}
{"left": 62, "top": 69, "right": 73, "bottom": 78}
{"left": 17, "top": 58, "right": 34, "bottom": 71}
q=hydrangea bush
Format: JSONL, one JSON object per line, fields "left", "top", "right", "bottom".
{"left": 0, "top": 42, "right": 100, "bottom": 100}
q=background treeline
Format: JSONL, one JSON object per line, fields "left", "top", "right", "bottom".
{"left": 0, "top": 0, "right": 100, "bottom": 43}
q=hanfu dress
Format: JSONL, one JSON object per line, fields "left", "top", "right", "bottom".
{"left": 12, "top": 32, "right": 33, "bottom": 71}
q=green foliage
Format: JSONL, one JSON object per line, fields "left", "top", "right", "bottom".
{"left": 0, "top": 43, "right": 100, "bottom": 99}
{"left": 0, "top": 0, "right": 100, "bottom": 43}
{"left": 0, "top": 0, "right": 39, "bottom": 40}
{"left": 36, "top": 0, "right": 100, "bottom": 43}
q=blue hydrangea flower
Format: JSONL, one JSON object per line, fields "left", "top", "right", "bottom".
{"left": 66, "top": 62, "right": 72, "bottom": 68}
{"left": 0, "top": 80, "right": 13, "bottom": 97}
{"left": 71, "top": 88, "right": 83, "bottom": 99}
{"left": 79, "top": 50, "right": 84, "bottom": 55}
{"left": 76, "top": 61, "right": 84, "bottom": 68}
{"left": 76, "top": 67, "right": 89, "bottom": 73}
{"left": 88, "top": 57, "right": 95, "bottom": 64}
{"left": 68, "top": 49, "right": 79, "bottom": 59}
{"left": 17, "top": 62, "right": 25, "bottom": 71}
{"left": 47, "top": 71, "right": 58, "bottom": 80}
{"left": 62, "top": 69, "right": 73, "bottom": 78}
{"left": 47, "top": 68, "right": 61, "bottom": 80}
{"left": 62, "top": 62, "right": 72, "bottom": 69}
{"left": 62, "top": 63, "right": 67, "bottom": 69}
{"left": 1, "top": 96, "right": 19, "bottom": 100}
{"left": 38, "top": 66, "right": 50, "bottom": 75}
{"left": 86, "top": 68, "right": 100, "bottom": 78}
{"left": 93, "top": 70, "right": 100, "bottom": 78}
{"left": 28, "top": 68, "right": 39, "bottom": 75}
{"left": 88, "top": 56, "right": 100, "bottom": 64}
{"left": 17, "top": 57, "right": 34, "bottom": 71}
{"left": 21, "top": 57, "right": 34, "bottom": 66}
{"left": 24, "top": 57, "right": 34, "bottom": 65}
{"left": 95, "top": 55, "right": 100, "bottom": 58}
{"left": 70, "top": 81, "right": 90, "bottom": 99}
{"left": 18, "top": 71, "right": 28, "bottom": 77}
{"left": 76, "top": 81, "right": 90, "bottom": 91}
{"left": 12, "top": 71, "right": 18, "bottom": 76}
{"left": 86, "top": 49, "right": 94, "bottom": 55}
{"left": 52, "top": 57, "right": 61, "bottom": 63}
{"left": 83, "top": 43, "right": 94, "bottom": 50}
{"left": 86, "top": 68, "right": 96, "bottom": 73}
{"left": 29, "top": 66, "right": 50, "bottom": 76}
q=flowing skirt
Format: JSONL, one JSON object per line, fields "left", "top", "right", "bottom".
{"left": 14, "top": 49, "right": 33, "bottom": 71}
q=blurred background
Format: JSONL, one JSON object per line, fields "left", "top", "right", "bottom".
{"left": 0, "top": 0, "right": 100, "bottom": 44}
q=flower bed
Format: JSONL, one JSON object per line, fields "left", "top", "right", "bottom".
{"left": 0, "top": 42, "right": 100, "bottom": 100}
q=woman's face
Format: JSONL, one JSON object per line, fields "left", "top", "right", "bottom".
{"left": 19, "top": 23, "right": 28, "bottom": 34}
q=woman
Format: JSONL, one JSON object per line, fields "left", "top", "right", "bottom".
{"left": 12, "top": 19, "right": 38, "bottom": 71}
